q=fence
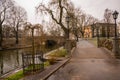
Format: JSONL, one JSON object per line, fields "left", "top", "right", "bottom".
{"left": 98, "top": 38, "right": 120, "bottom": 58}
{"left": 98, "top": 38, "right": 113, "bottom": 51}
{"left": 22, "top": 52, "right": 44, "bottom": 75}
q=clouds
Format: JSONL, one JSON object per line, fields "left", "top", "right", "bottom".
{"left": 14, "top": 0, "right": 42, "bottom": 24}
{"left": 71, "top": 0, "right": 120, "bottom": 20}
{"left": 14, "top": 0, "right": 120, "bottom": 23}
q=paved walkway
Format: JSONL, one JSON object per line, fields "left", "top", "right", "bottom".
{"left": 47, "top": 39, "right": 120, "bottom": 80}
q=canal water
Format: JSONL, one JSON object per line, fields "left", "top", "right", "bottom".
{"left": 0, "top": 47, "right": 36, "bottom": 76}
{"left": 0, "top": 45, "right": 57, "bottom": 76}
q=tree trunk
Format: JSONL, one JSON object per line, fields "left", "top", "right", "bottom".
{"left": 92, "top": 28, "right": 94, "bottom": 38}
{"left": 16, "top": 31, "right": 18, "bottom": 44}
{"left": 16, "top": 24, "right": 19, "bottom": 45}
{"left": 64, "top": 29, "right": 68, "bottom": 40}
{"left": 76, "top": 35, "right": 78, "bottom": 41}
{"left": 0, "top": 23, "right": 3, "bottom": 49}
{"left": 81, "top": 32, "right": 84, "bottom": 38}
{"left": 32, "top": 29, "right": 35, "bottom": 70}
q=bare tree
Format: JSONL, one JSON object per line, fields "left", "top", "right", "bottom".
{"left": 104, "top": 8, "right": 113, "bottom": 38}
{"left": 24, "top": 22, "right": 43, "bottom": 69}
{"left": 47, "top": 20, "right": 63, "bottom": 36}
{"left": 2, "top": 25, "right": 11, "bottom": 39}
{"left": 36, "top": 0, "right": 75, "bottom": 38}
{"left": 72, "top": 8, "right": 98, "bottom": 38}
{"left": 86, "top": 15, "right": 98, "bottom": 38}
{"left": 36, "top": 0, "right": 98, "bottom": 39}
{"left": 0, "top": 0, "right": 14, "bottom": 49}
{"left": 7, "top": 5, "right": 27, "bottom": 45}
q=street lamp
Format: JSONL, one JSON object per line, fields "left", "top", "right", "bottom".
{"left": 113, "top": 10, "right": 119, "bottom": 38}
{"left": 112, "top": 10, "right": 119, "bottom": 57}
{"left": 66, "top": 15, "right": 70, "bottom": 39}
{"left": 65, "top": 15, "right": 71, "bottom": 55}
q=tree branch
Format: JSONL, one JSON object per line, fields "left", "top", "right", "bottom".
{"left": 1, "top": 8, "right": 6, "bottom": 24}
{"left": 59, "top": 0, "right": 63, "bottom": 23}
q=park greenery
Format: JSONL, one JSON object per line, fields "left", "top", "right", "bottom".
{"left": 88, "top": 38, "right": 97, "bottom": 46}
{"left": 5, "top": 70, "right": 23, "bottom": 80}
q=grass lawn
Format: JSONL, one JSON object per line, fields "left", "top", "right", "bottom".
{"left": 5, "top": 70, "right": 23, "bottom": 80}
{"left": 4, "top": 62, "right": 50, "bottom": 80}
{"left": 87, "top": 38, "right": 97, "bottom": 46}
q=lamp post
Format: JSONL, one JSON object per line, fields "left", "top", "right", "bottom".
{"left": 65, "top": 15, "right": 70, "bottom": 55}
{"left": 113, "top": 11, "right": 119, "bottom": 38}
{"left": 66, "top": 15, "right": 70, "bottom": 39}
{"left": 112, "top": 10, "right": 119, "bottom": 57}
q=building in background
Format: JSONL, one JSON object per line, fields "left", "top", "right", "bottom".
{"left": 84, "top": 23, "right": 117, "bottom": 38}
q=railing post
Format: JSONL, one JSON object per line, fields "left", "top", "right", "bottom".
{"left": 113, "top": 38, "right": 120, "bottom": 58}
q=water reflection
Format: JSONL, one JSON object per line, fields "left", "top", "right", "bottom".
{"left": 0, "top": 48, "right": 33, "bottom": 76}
{"left": 0, "top": 46, "right": 58, "bottom": 76}
{"left": 0, "top": 53, "right": 3, "bottom": 74}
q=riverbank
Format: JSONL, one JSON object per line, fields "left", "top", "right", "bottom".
{"left": 0, "top": 46, "right": 75, "bottom": 80}
{"left": 0, "top": 44, "right": 61, "bottom": 77}
{"left": 0, "top": 45, "right": 32, "bottom": 51}
{"left": 0, "top": 47, "right": 64, "bottom": 79}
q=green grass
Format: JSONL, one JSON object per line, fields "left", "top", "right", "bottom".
{"left": 24, "top": 64, "right": 44, "bottom": 71}
{"left": 5, "top": 70, "right": 23, "bottom": 80}
{"left": 5, "top": 63, "right": 47, "bottom": 80}
{"left": 44, "top": 61, "right": 50, "bottom": 67}
{"left": 4, "top": 62, "right": 51, "bottom": 80}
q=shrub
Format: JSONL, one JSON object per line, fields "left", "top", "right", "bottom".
{"left": 47, "top": 57, "right": 56, "bottom": 65}
{"left": 58, "top": 49, "right": 67, "bottom": 57}
{"left": 99, "top": 38, "right": 113, "bottom": 51}
{"left": 44, "top": 61, "right": 50, "bottom": 67}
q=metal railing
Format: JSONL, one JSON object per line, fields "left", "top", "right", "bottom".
{"left": 22, "top": 52, "right": 44, "bottom": 75}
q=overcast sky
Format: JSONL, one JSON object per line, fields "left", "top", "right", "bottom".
{"left": 14, "top": 0, "right": 120, "bottom": 24}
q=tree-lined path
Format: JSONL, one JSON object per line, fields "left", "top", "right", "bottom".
{"left": 48, "top": 39, "right": 120, "bottom": 80}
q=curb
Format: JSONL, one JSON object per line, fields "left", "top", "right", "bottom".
{"left": 41, "top": 59, "right": 70, "bottom": 80}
